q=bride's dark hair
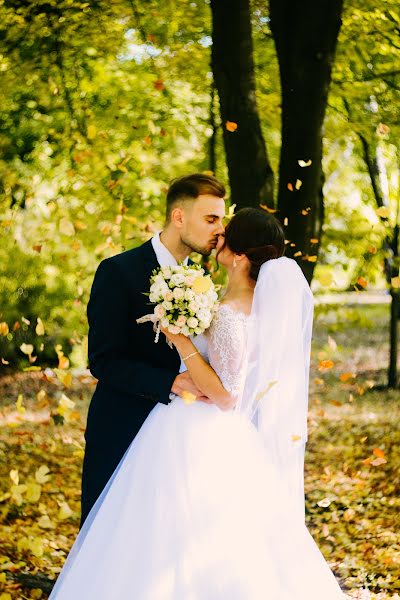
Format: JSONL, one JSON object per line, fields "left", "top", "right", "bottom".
{"left": 220, "top": 208, "right": 285, "bottom": 281}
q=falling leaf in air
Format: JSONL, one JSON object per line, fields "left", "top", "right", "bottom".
{"left": 391, "top": 276, "right": 400, "bottom": 288}
{"left": 0, "top": 322, "right": 9, "bottom": 336}
{"left": 87, "top": 124, "right": 97, "bottom": 139}
{"left": 225, "top": 121, "right": 238, "bottom": 132}
{"left": 59, "top": 218, "right": 75, "bottom": 237}
{"left": 356, "top": 277, "right": 368, "bottom": 289}
{"left": 295, "top": 179, "right": 302, "bottom": 190}
{"left": 16, "top": 394, "right": 25, "bottom": 414}
{"left": 260, "top": 204, "right": 277, "bottom": 213}
{"left": 36, "top": 317, "right": 45, "bottom": 336}
{"left": 153, "top": 78, "right": 165, "bottom": 91}
{"left": 298, "top": 159, "right": 312, "bottom": 167}
{"left": 375, "top": 206, "right": 390, "bottom": 218}
{"left": 287, "top": 182, "right": 294, "bottom": 191}
{"left": 20, "top": 343, "right": 34, "bottom": 355}
{"left": 373, "top": 448, "right": 385, "bottom": 458}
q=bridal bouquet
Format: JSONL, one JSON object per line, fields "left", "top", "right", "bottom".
{"left": 137, "top": 264, "right": 219, "bottom": 341}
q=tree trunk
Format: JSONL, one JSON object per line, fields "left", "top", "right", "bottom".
{"left": 210, "top": 0, "right": 274, "bottom": 209}
{"left": 389, "top": 289, "right": 399, "bottom": 388}
{"left": 270, "top": 0, "right": 343, "bottom": 282}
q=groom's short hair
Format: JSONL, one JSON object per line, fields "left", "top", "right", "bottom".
{"left": 166, "top": 173, "right": 225, "bottom": 222}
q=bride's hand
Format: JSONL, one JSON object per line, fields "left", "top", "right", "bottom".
{"left": 160, "top": 324, "right": 188, "bottom": 348}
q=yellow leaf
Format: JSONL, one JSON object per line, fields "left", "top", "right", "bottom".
{"left": 298, "top": 159, "right": 312, "bottom": 167}
{"left": 287, "top": 182, "right": 294, "bottom": 191}
{"left": 58, "top": 355, "right": 70, "bottom": 370}
{"left": 373, "top": 447, "right": 385, "bottom": 458}
{"left": 16, "top": 394, "right": 25, "bottom": 414}
{"left": 1, "top": 358, "right": 10, "bottom": 364}
{"left": 30, "top": 537, "right": 44, "bottom": 558}
{"left": 310, "top": 238, "right": 319, "bottom": 244}
{"left": 11, "top": 484, "right": 27, "bottom": 506}
{"left": 35, "top": 317, "right": 45, "bottom": 336}
{"left": 225, "top": 121, "right": 238, "bottom": 132}
{"left": 35, "top": 465, "right": 51, "bottom": 484}
{"left": 307, "top": 255, "right": 317, "bottom": 262}
{"left": 260, "top": 204, "right": 277, "bottom": 213}
{"left": 356, "top": 277, "right": 368, "bottom": 288}
{"left": 9, "top": 469, "right": 19, "bottom": 485}
{"left": 0, "top": 592, "right": 12, "bottom": 600}
{"left": 20, "top": 343, "right": 34, "bottom": 355}
{"left": 255, "top": 380, "right": 278, "bottom": 402}
{"left": 295, "top": 179, "right": 302, "bottom": 190}
{"left": 74, "top": 220, "right": 88, "bottom": 231}
{"left": 59, "top": 218, "right": 75, "bottom": 236}
{"left": 57, "top": 394, "right": 75, "bottom": 418}
{"left": 0, "top": 322, "right": 9, "bottom": 336}
{"left": 58, "top": 501, "right": 73, "bottom": 520}
{"left": 38, "top": 515, "right": 55, "bottom": 529}
{"left": 376, "top": 206, "right": 390, "bottom": 218}
{"left": 181, "top": 390, "right": 197, "bottom": 405}
{"left": 370, "top": 457, "right": 387, "bottom": 467}
{"left": 54, "top": 369, "right": 73, "bottom": 387}
{"left": 87, "top": 124, "right": 97, "bottom": 139}
{"left": 391, "top": 276, "right": 400, "bottom": 288}
{"left": 25, "top": 483, "right": 41, "bottom": 503}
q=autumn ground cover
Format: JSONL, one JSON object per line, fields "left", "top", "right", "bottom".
{"left": 0, "top": 302, "right": 399, "bottom": 599}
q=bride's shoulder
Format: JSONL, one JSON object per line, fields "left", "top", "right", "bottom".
{"left": 218, "top": 301, "right": 251, "bottom": 318}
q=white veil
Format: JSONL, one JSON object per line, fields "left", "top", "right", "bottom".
{"left": 235, "top": 256, "right": 314, "bottom": 522}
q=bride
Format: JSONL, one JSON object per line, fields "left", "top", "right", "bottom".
{"left": 49, "top": 208, "right": 346, "bottom": 599}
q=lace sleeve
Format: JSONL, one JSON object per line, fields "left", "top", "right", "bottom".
{"left": 207, "top": 303, "right": 248, "bottom": 401}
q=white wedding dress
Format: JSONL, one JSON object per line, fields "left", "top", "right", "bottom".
{"left": 49, "top": 304, "right": 346, "bottom": 600}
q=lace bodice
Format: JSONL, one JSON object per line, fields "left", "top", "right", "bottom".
{"left": 206, "top": 303, "right": 250, "bottom": 402}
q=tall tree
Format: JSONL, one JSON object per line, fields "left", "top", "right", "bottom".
{"left": 270, "top": 0, "right": 344, "bottom": 281}
{"left": 210, "top": 0, "right": 274, "bottom": 209}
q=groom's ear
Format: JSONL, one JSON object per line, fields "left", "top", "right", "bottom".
{"left": 170, "top": 205, "right": 185, "bottom": 229}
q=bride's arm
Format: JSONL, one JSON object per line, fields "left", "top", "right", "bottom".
{"left": 161, "top": 329, "right": 234, "bottom": 410}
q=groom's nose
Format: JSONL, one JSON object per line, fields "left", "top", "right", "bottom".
{"left": 213, "top": 221, "right": 225, "bottom": 235}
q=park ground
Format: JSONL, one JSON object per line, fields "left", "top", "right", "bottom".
{"left": 0, "top": 303, "right": 399, "bottom": 599}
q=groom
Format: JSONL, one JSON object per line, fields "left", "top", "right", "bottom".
{"left": 80, "top": 173, "right": 226, "bottom": 527}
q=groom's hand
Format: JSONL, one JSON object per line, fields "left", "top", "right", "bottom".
{"left": 171, "top": 372, "right": 211, "bottom": 403}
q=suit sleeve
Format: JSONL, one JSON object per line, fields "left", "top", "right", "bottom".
{"left": 87, "top": 258, "right": 177, "bottom": 405}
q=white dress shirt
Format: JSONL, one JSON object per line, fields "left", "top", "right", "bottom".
{"left": 151, "top": 232, "right": 189, "bottom": 268}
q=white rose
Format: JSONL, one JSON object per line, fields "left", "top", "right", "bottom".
{"left": 185, "top": 275, "right": 195, "bottom": 286}
{"left": 164, "top": 290, "right": 174, "bottom": 301}
{"left": 168, "top": 324, "right": 181, "bottom": 335}
{"left": 184, "top": 289, "right": 195, "bottom": 302}
{"left": 199, "top": 320, "right": 210, "bottom": 330}
{"left": 162, "top": 267, "right": 172, "bottom": 279}
{"left": 198, "top": 308, "right": 211, "bottom": 323}
{"left": 199, "top": 295, "right": 210, "bottom": 307}
{"left": 162, "top": 300, "right": 173, "bottom": 311}
{"left": 161, "top": 317, "right": 170, "bottom": 328}
{"left": 170, "top": 273, "right": 185, "bottom": 286}
{"left": 173, "top": 287, "right": 185, "bottom": 300}
{"left": 194, "top": 326, "right": 202, "bottom": 334}
{"left": 154, "top": 304, "right": 165, "bottom": 319}
{"left": 189, "top": 301, "right": 199, "bottom": 313}
{"left": 187, "top": 317, "right": 198, "bottom": 329}
{"left": 176, "top": 315, "right": 186, "bottom": 326}
{"left": 180, "top": 325, "right": 190, "bottom": 336}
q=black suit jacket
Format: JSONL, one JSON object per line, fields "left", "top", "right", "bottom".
{"left": 80, "top": 239, "right": 181, "bottom": 526}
